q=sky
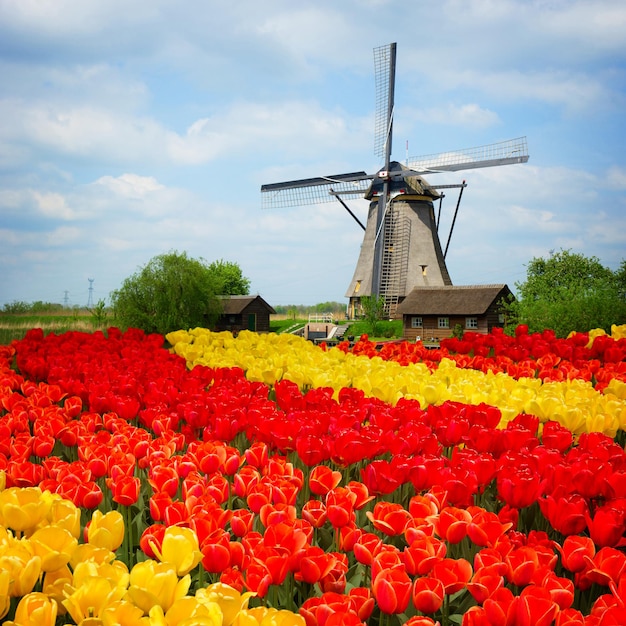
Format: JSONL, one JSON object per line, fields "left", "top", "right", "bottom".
{"left": 1, "top": 0, "right": 625, "bottom": 309}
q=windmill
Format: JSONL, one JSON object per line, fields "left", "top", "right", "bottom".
{"left": 261, "top": 43, "right": 529, "bottom": 318}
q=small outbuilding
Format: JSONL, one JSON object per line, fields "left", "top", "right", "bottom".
{"left": 214, "top": 295, "right": 276, "bottom": 334}
{"left": 395, "top": 284, "right": 513, "bottom": 343}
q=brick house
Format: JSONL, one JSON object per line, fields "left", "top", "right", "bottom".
{"left": 395, "top": 284, "right": 513, "bottom": 342}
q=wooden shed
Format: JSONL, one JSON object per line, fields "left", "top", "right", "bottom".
{"left": 214, "top": 295, "right": 276, "bottom": 334}
{"left": 395, "top": 284, "right": 513, "bottom": 342}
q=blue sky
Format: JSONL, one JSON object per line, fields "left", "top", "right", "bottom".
{"left": 1, "top": 0, "right": 625, "bottom": 308}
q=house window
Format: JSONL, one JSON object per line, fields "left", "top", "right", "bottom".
{"left": 498, "top": 313, "right": 505, "bottom": 324}
{"left": 411, "top": 316, "right": 423, "bottom": 328}
{"left": 466, "top": 317, "right": 478, "bottom": 329}
{"left": 438, "top": 317, "right": 449, "bottom": 329}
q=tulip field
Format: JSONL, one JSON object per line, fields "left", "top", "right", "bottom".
{"left": 1, "top": 324, "right": 626, "bottom": 626}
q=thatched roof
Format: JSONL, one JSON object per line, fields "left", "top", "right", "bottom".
{"left": 396, "top": 285, "right": 512, "bottom": 316}
{"left": 217, "top": 295, "right": 276, "bottom": 315}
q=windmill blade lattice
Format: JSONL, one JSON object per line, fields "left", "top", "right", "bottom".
{"left": 408, "top": 137, "right": 529, "bottom": 173}
{"left": 261, "top": 172, "right": 372, "bottom": 209}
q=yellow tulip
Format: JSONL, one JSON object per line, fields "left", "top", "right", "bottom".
{"left": 0, "top": 540, "right": 42, "bottom": 597}
{"left": 88, "top": 510, "right": 125, "bottom": 551}
{"left": 70, "top": 543, "right": 117, "bottom": 569}
{"left": 42, "top": 565, "right": 73, "bottom": 615}
{"left": 167, "top": 327, "right": 626, "bottom": 437}
{"left": 46, "top": 495, "right": 81, "bottom": 538}
{"left": 101, "top": 599, "right": 146, "bottom": 626}
{"left": 0, "top": 470, "right": 5, "bottom": 492}
{"left": 232, "top": 606, "right": 305, "bottom": 626}
{"left": 72, "top": 559, "right": 130, "bottom": 594}
{"left": 126, "top": 559, "right": 191, "bottom": 614}
{"left": 0, "top": 487, "right": 53, "bottom": 534}
{"left": 29, "top": 525, "right": 78, "bottom": 572}
{"left": 196, "top": 582, "right": 255, "bottom": 626}
{"left": 0, "top": 569, "right": 10, "bottom": 620}
{"left": 3, "top": 592, "right": 58, "bottom": 626}
{"left": 160, "top": 595, "right": 223, "bottom": 626}
{"left": 152, "top": 526, "right": 202, "bottom": 577}
{"left": 611, "top": 323, "right": 626, "bottom": 340}
{"left": 62, "top": 576, "right": 126, "bottom": 624}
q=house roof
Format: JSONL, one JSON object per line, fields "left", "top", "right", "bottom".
{"left": 218, "top": 295, "right": 276, "bottom": 315}
{"left": 396, "top": 284, "right": 512, "bottom": 316}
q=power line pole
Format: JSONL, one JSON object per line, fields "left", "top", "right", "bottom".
{"left": 87, "top": 278, "right": 94, "bottom": 308}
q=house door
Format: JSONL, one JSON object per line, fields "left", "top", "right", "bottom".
{"left": 247, "top": 314, "right": 256, "bottom": 331}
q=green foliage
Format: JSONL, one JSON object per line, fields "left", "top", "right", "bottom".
{"left": 345, "top": 319, "right": 402, "bottom": 340}
{"left": 2, "top": 301, "right": 64, "bottom": 314}
{"left": 207, "top": 259, "right": 251, "bottom": 295}
{"left": 360, "top": 295, "right": 386, "bottom": 337}
{"left": 507, "top": 249, "right": 626, "bottom": 337}
{"left": 272, "top": 302, "right": 346, "bottom": 317}
{"left": 110, "top": 251, "right": 227, "bottom": 335}
{"left": 89, "top": 299, "right": 109, "bottom": 328}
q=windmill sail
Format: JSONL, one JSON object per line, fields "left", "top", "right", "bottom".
{"left": 260, "top": 43, "right": 529, "bottom": 318}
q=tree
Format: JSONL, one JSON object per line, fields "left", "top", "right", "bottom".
{"left": 360, "top": 295, "right": 386, "bottom": 337}
{"left": 507, "top": 249, "right": 626, "bottom": 337}
{"left": 110, "top": 251, "right": 244, "bottom": 335}
{"left": 207, "top": 259, "right": 251, "bottom": 295}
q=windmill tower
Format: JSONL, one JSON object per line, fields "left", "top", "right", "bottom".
{"left": 261, "top": 43, "right": 529, "bottom": 318}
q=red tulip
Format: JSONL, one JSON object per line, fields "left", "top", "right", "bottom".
{"left": 584, "top": 546, "right": 626, "bottom": 587}
{"left": 371, "top": 566, "right": 412, "bottom": 615}
{"left": 435, "top": 506, "right": 471, "bottom": 544}
{"left": 295, "top": 546, "right": 337, "bottom": 584}
{"left": 201, "top": 529, "right": 232, "bottom": 573}
{"left": 541, "top": 571, "right": 575, "bottom": 610}
{"left": 405, "top": 618, "right": 441, "bottom": 626}
{"left": 309, "top": 465, "right": 342, "bottom": 496}
{"left": 318, "top": 552, "right": 348, "bottom": 594}
{"left": 402, "top": 534, "right": 446, "bottom": 576}
{"left": 497, "top": 463, "right": 543, "bottom": 509}
{"left": 467, "top": 564, "right": 505, "bottom": 604}
{"left": 366, "top": 501, "right": 412, "bottom": 536}
{"left": 514, "top": 585, "right": 559, "bottom": 626}
{"left": 345, "top": 480, "right": 375, "bottom": 510}
{"left": 430, "top": 557, "right": 472, "bottom": 594}
{"left": 538, "top": 491, "right": 588, "bottom": 536}
{"left": 301, "top": 499, "right": 327, "bottom": 529}
{"left": 230, "top": 509, "right": 255, "bottom": 537}
{"left": 353, "top": 532, "right": 383, "bottom": 566}
{"left": 586, "top": 504, "right": 626, "bottom": 548}
{"left": 412, "top": 576, "right": 445, "bottom": 613}
{"left": 147, "top": 464, "right": 179, "bottom": 497}
{"left": 467, "top": 509, "right": 513, "bottom": 548}
{"left": 554, "top": 608, "right": 586, "bottom": 625}
{"left": 557, "top": 535, "right": 596, "bottom": 573}
{"left": 325, "top": 487, "right": 356, "bottom": 528}
{"left": 140, "top": 523, "right": 166, "bottom": 559}
{"left": 483, "top": 586, "right": 516, "bottom": 626}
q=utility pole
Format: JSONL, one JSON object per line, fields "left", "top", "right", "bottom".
{"left": 87, "top": 279, "right": 94, "bottom": 308}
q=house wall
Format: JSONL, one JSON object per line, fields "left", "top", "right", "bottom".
{"left": 402, "top": 311, "right": 501, "bottom": 342}
{"left": 214, "top": 301, "right": 273, "bottom": 333}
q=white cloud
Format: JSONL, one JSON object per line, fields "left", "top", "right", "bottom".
{"left": 95, "top": 173, "right": 164, "bottom": 199}
{"left": 31, "top": 191, "right": 80, "bottom": 220}
{"left": 606, "top": 166, "right": 626, "bottom": 190}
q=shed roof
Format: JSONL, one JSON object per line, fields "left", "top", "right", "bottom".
{"left": 218, "top": 295, "right": 276, "bottom": 315}
{"left": 396, "top": 285, "right": 512, "bottom": 316}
